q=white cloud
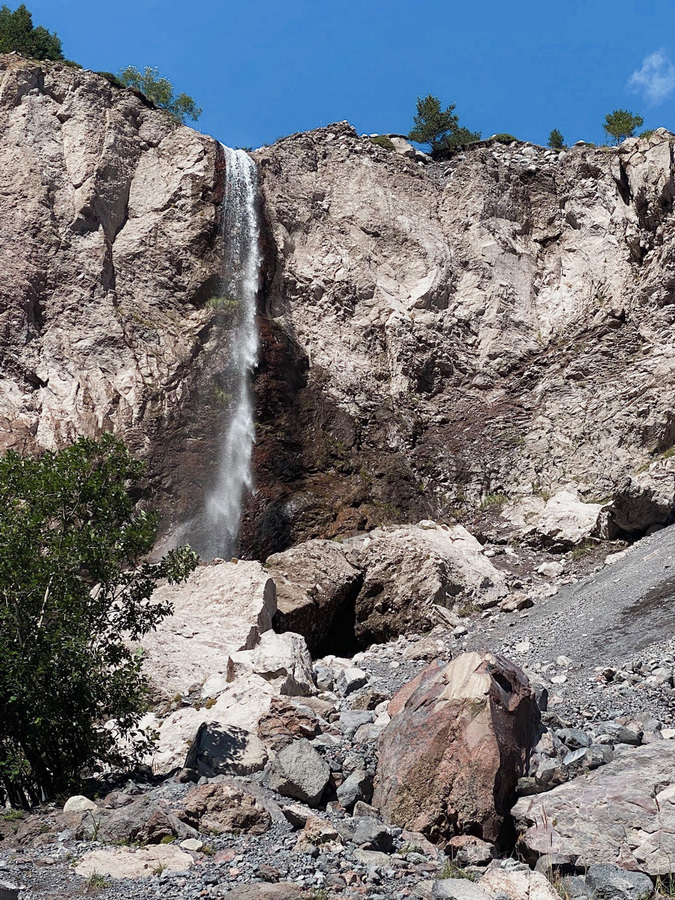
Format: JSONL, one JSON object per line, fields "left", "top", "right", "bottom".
{"left": 629, "top": 49, "right": 675, "bottom": 104}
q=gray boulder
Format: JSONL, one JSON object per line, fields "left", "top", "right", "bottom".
{"left": 336, "top": 816, "right": 393, "bottom": 852}
{"left": 586, "top": 865, "right": 653, "bottom": 900}
{"left": 431, "top": 880, "right": 490, "bottom": 900}
{"left": 186, "top": 722, "right": 268, "bottom": 777}
{"left": 0, "top": 884, "right": 19, "bottom": 900}
{"left": 268, "top": 739, "right": 330, "bottom": 807}
{"left": 339, "top": 709, "right": 374, "bottom": 738}
{"left": 336, "top": 769, "right": 373, "bottom": 810}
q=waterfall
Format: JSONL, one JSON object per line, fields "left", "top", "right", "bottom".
{"left": 183, "top": 147, "right": 261, "bottom": 560}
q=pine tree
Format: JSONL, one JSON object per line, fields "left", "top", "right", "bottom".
{"left": 408, "top": 94, "right": 480, "bottom": 157}
{"left": 0, "top": 4, "right": 63, "bottom": 61}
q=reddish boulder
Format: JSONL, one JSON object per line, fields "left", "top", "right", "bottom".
{"left": 373, "top": 651, "right": 540, "bottom": 846}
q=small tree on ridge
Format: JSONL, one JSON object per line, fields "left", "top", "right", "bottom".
{"left": 0, "top": 3, "right": 63, "bottom": 60}
{"left": 119, "top": 65, "right": 202, "bottom": 124}
{"left": 603, "top": 109, "right": 644, "bottom": 144}
{"left": 548, "top": 128, "right": 565, "bottom": 150}
{"left": 408, "top": 94, "right": 480, "bottom": 158}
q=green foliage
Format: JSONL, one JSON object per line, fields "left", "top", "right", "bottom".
{"left": 0, "top": 434, "right": 198, "bottom": 805}
{"left": 491, "top": 133, "right": 519, "bottom": 144}
{"left": 603, "top": 109, "right": 644, "bottom": 144}
{"left": 87, "top": 872, "right": 110, "bottom": 890}
{"left": 408, "top": 93, "right": 480, "bottom": 158}
{"left": 548, "top": 129, "right": 565, "bottom": 150}
{"left": 639, "top": 129, "right": 656, "bottom": 140}
{"left": 369, "top": 135, "right": 396, "bottom": 152}
{"left": 118, "top": 66, "right": 202, "bottom": 124}
{"left": 480, "top": 493, "right": 509, "bottom": 508}
{"left": 0, "top": 3, "right": 63, "bottom": 60}
{"left": 97, "top": 71, "right": 124, "bottom": 89}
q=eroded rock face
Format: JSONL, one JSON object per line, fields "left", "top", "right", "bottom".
{"left": 512, "top": 741, "right": 675, "bottom": 875}
{"left": 0, "top": 54, "right": 236, "bottom": 539}
{"left": 245, "top": 123, "right": 675, "bottom": 553}
{"left": 373, "top": 651, "right": 540, "bottom": 845}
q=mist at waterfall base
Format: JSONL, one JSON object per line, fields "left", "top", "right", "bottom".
{"left": 181, "top": 148, "right": 261, "bottom": 561}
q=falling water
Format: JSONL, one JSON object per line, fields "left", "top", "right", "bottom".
{"left": 183, "top": 147, "right": 261, "bottom": 560}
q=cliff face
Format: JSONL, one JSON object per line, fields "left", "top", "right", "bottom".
{"left": 3, "top": 54, "right": 675, "bottom": 557}
{"left": 244, "top": 123, "right": 675, "bottom": 554}
{"left": 0, "top": 55, "right": 232, "bottom": 532}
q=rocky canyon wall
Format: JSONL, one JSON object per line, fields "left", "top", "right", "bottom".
{"left": 3, "top": 55, "right": 675, "bottom": 557}
{"left": 243, "top": 122, "right": 675, "bottom": 555}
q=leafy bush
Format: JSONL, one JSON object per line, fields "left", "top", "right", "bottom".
{"left": 491, "top": 133, "right": 519, "bottom": 144}
{"left": 118, "top": 65, "right": 202, "bottom": 124}
{"left": 548, "top": 129, "right": 565, "bottom": 150}
{"left": 0, "top": 434, "right": 198, "bottom": 805}
{"left": 639, "top": 129, "right": 656, "bottom": 140}
{"left": 603, "top": 109, "right": 644, "bottom": 144}
{"left": 408, "top": 94, "right": 480, "bottom": 158}
{"left": 0, "top": 3, "right": 63, "bottom": 60}
{"left": 369, "top": 135, "right": 396, "bottom": 152}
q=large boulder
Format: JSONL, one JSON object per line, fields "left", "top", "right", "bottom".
{"left": 266, "top": 538, "right": 363, "bottom": 655}
{"left": 501, "top": 491, "right": 605, "bottom": 549}
{"left": 513, "top": 742, "right": 675, "bottom": 875}
{"left": 177, "top": 783, "right": 271, "bottom": 836}
{"left": 268, "top": 738, "right": 331, "bottom": 807}
{"left": 373, "top": 651, "right": 540, "bottom": 845}
{"left": 348, "top": 522, "right": 507, "bottom": 644}
{"left": 75, "top": 845, "right": 194, "bottom": 879}
{"left": 610, "top": 459, "right": 675, "bottom": 534}
{"left": 139, "top": 560, "right": 276, "bottom": 699}
{"left": 185, "top": 723, "right": 268, "bottom": 777}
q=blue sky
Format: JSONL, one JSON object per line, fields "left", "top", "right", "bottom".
{"left": 24, "top": 0, "right": 675, "bottom": 149}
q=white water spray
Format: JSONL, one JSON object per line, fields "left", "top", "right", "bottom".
{"left": 184, "top": 147, "right": 261, "bottom": 560}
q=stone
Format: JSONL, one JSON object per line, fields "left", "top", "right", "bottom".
{"left": 502, "top": 492, "right": 604, "bottom": 549}
{"left": 89, "top": 795, "right": 193, "bottom": 846}
{"left": 257, "top": 696, "right": 322, "bottom": 750}
{"left": 431, "top": 879, "right": 491, "bottom": 900}
{"left": 353, "top": 848, "right": 394, "bottom": 868}
{"left": 447, "top": 835, "right": 495, "bottom": 866}
{"left": 211, "top": 886, "right": 303, "bottom": 899}
{"left": 513, "top": 742, "right": 675, "bottom": 874}
{"left": 228, "top": 629, "right": 316, "bottom": 697}
{"left": 585, "top": 865, "right": 654, "bottom": 900}
{"left": 177, "top": 783, "right": 271, "bottom": 835}
{"left": 268, "top": 738, "right": 331, "bottom": 806}
{"left": 314, "top": 666, "right": 334, "bottom": 691}
{"left": 63, "top": 795, "right": 97, "bottom": 814}
{"left": 266, "top": 539, "right": 362, "bottom": 655}
{"left": 336, "top": 666, "right": 368, "bottom": 695}
{"left": 0, "top": 884, "right": 19, "bottom": 900}
{"left": 337, "top": 769, "right": 374, "bottom": 809}
{"left": 337, "top": 816, "right": 393, "bottom": 851}
{"left": 596, "top": 722, "right": 642, "bottom": 746}
{"left": 139, "top": 560, "right": 276, "bottom": 699}
{"left": 295, "top": 815, "right": 342, "bottom": 852}
{"left": 537, "top": 562, "right": 564, "bottom": 577}
{"left": 75, "top": 845, "right": 194, "bottom": 879}
{"left": 185, "top": 722, "right": 268, "bottom": 776}
{"left": 347, "top": 524, "right": 507, "bottom": 643}
{"left": 555, "top": 728, "right": 591, "bottom": 750}
{"left": 179, "top": 838, "right": 203, "bottom": 851}
{"left": 339, "top": 709, "right": 375, "bottom": 738}
{"left": 373, "top": 651, "right": 540, "bottom": 844}
{"left": 479, "top": 861, "right": 560, "bottom": 900}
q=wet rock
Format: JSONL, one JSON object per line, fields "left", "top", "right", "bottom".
{"left": 268, "top": 738, "right": 331, "bottom": 806}
{"left": 374, "top": 651, "right": 540, "bottom": 844}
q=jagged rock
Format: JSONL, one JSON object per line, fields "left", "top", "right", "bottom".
{"left": 177, "top": 783, "right": 271, "bottom": 835}
{"left": 257, "top": 696, "right": 323, "bottom": 750}
{"left": 447, "top": 835, "right": 495, "bottom": 866}
{"left": 185, "top": 722, "right": 268, "bottom": 777}
{"left": 139, "top": 560, "right": 276, "bottom": 699}
{"left": 373, "top": 651, "right": 540, "bottom": 844}
{"left": 268, "top": 738, "right": 330, "bottom": 806}
{"left": 266, "top": 539, "right": 362, "bottom": 654}
{"left": 228, "top": 629, "right": 316, "bottom": 697}
{"left": 585, "top": 865, "right": 654, "bottom": 900}
{"left": 336, "top": 665, "right": 369, "bottom": 695}
{"left": 336, "top": 816, "right": 393, "bottom": 852}
{"left": 80, "top": 795, "right": 194, "bottom": 845}
{"left": 513, "top": 741, "right": 675, "bottom": 874}
{"left": 502, "top": 492, "right": 605, "bottom": 549}
{"left": 611, "top": 459, "right": 675, "bottom": 534}
{"left": 479, "top": 860, "right": 560, "bottom": 900}
{"left": 75, "top": 845, "right": 194, "bottom": 879}
{"left": 347, "top": 523, "right": 507, "bottom": 643}
{"left": 336, "top": 769, "right": 373, "bottom": 810}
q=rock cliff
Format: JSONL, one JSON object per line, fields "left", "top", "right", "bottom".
{"left": 244, "top": 122, "right": 675, "bottom": 554}
{"left": 3, "top": 54, "right": 675, "bottom": 556}
{"left": 0, "top": 54, "right": 228, "bottom": 534}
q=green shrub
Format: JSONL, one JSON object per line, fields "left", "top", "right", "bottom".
{"left": 548, "top": 129, "right": 565, "bottom": 150}
{"left": 118, "top": 65, "right": 202, "bottom": 123}
{"left": 369, "top": 135, "right": 396, "bottom": 152}
{"left": 97, "top": 71, "right": 124, "bottom": 89}
{"left": 639, "top": 129, "right": 656, "bottom": 140}
{"left": 0, "top": 434, "right": 198, "bottom": 806}
{"left": 603, "top": 109, "right": 644, "bottom": 144}
{"left": 491, "top": 133, "right": 519, "bottom": 144}
{"left": 408, "top": 94, "right": 480, "bottom": 158}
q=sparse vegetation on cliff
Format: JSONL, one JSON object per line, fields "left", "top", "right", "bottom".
{"left": 118, "top": 65, "right": 202, "bottom": 124}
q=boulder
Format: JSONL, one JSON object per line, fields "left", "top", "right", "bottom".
{"left": 373, "top": 651, "right": 540, "bottom": 844}
{"left": 228, "top": 629, "right": 316, "bottom": 697}
{"left": 479, "top": 860, "right": 560, "bottom": 900}
{"left": 266, "top": 539, "right": 362, "bottom": 655}
{"left": 610, "top": 460, "right": 675, "bottom": 534}
{"left": 348, "top": 523, "right": 507, "bottom": 644}
{"left": 268, "top": 738, "right": 331, "bottom": 807}
{"left": 221, "top": 887, "right": 303, "bottom": 899}
{"left": 502, "top": 491, "right": 605, "bottom": 549}
{"left": 177, "top": 783, "right": 271, "bottom": 835}
{"left": 585, "top": 865, "right": 654, "bottom": 900}
{"left": 138, "top": 560, "right": 276, "bottom": 699}
{"left": 63, "top": 795, "right": 97, "bottom": 814}
{"left": 513, "top": 741, "right": 675, "bottom": 874}
{"left": 431, "top": 880, "right": 490, "bottom": 900}
{"left": 337, "top": 769, "right": 374, "bottom": 810}
{"left": 75, "top": 845, "right": 194, "bottom": 879}
{"left": 257, "top": 696, "right": 323, "bottom": 750}
{"left": 336, "top": 816, "right": 393, "bottom": 852}
{"left": 185, "top": 722, "right": 268, "bottom": 777}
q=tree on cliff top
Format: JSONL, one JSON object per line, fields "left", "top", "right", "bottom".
{"left": 0, "top": 434, "right": 198, "bottom": 805}
{"left": 603, "top": 109, "right": 644, "bottom": 144}
{"left": 0, "top": 4, "right": 63, "bottom": 60}
{"left": 119, "top": 65, "right": 202, "bottom": 124}
{"left": 408, "top": 94, "right": 480, "bottom": 157}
